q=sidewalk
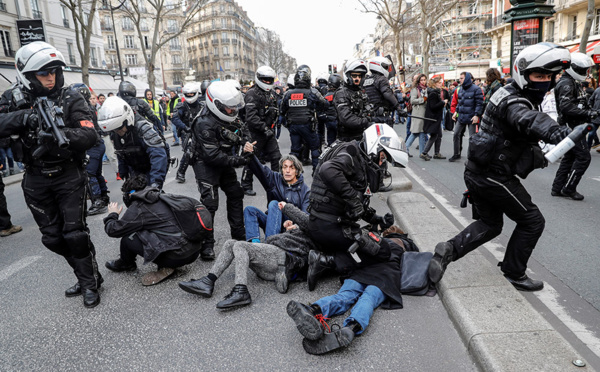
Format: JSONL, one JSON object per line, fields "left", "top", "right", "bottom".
{"left": 386, "top": 167, "right": 594, "bottom": 372}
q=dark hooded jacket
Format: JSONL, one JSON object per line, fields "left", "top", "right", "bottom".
{"left": 103, "top": 187, "right": 202, "bottom": 263}
{"left": 456, "top": 73, "right": 484, "bottom": 125}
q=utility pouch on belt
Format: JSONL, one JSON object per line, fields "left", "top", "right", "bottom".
{"left": 41, "top": 166, "right": 63, "bottom": 178}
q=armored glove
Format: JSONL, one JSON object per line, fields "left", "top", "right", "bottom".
{"left": 346, "top": 198, "right": 364, "bottom": 220}
{"left": 21, "top": 109, "right": 38, "bottom": 130}
{"left": 371, "top": 212, "right": 395, "bottom": 230}
{"left": 264, "top": 127, "right": 274, "bottom": 138}
{"left": 229, "top": 156, "right": 248, "bottom": 168}
{"left": 549, "top": 125, "right": 571, "bottom": 144}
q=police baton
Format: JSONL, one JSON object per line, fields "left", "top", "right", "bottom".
{"left": 407, "top": 114, "right": 438, "bottom": 122}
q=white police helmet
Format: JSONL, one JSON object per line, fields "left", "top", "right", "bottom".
{"left": 343, "top": 58, "right": 368, "bottom": 86}
{"left": 15, "top": 41, "right": 66, "bottom": 91}
{"left": 205, "top": 81, "right": 245, "bottom": 123}
{"left": 255, "top": 66, "right": 276, "bottom": 91}
{"left": 362, "top": 123, "right": 409, "bottom": 168}
{"left": 368, "top": 56, "right": 392, "bottom": 79}
{"left": 97, "top": 96, "right": 136, "bottom": 132}
{"left": 512, "top": 42, "right": 570, "bottom": 90}
{"left": 182, "top": 82, "right": 200, "bottom": 104}
{"left": 566, "top": 52, "right": 594, "bottom": 82}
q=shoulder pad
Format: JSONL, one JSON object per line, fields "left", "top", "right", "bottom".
{"left": 135, "top": 120, "right": 164, "bottom": 147}
{"left": 490, "top": 87, "right": 510, "bottom": 106}
{"left": 363, "top": 77, "right": 375, "bottom": 86}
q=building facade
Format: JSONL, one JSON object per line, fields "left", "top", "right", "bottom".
{"left": 186, "top": 0, "right": 258, "bottom": 83}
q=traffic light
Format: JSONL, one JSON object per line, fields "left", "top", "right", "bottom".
{"left": 328, "top": 65, "right": 332, "bottom": 74}
{"left": 333, "top": 64, "right": 337, "bottom": 73}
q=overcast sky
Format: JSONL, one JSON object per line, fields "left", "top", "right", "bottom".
{"left": 236, "top": 0, "right": 379, "bottom": 77}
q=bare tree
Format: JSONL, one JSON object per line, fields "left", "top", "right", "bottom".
{"left": 256, "top": 28, "right": 296, "bottom": 77}
{"left": 415, "top": 0, "right": 458, "bottom": 76}
{"left": 59, "top": 0, "right": 99, "bottom": 86}
{"left": 122, "top": 0, "right": 205, "bottom": 92}
{"left": 579, "top": 0, "right": 596, "bottom": 54}
{"left": 357, "top": 0, "right": 417, "bottom": 81}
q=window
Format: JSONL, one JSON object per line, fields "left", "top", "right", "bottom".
{"left": 125, "top": 54, "right": 137, "bottom": 65}
{"left": 91, "top": 47, "right": 98, "bottom": 67}
{"left": 547, "top": 20, "right": 555, "bottom": 42}
{"left": 140, "top": 18, "right": 148, "bottom": 31}
{"left": 172, "top": 55, "right": 182, "bottom": 64}
{"left": 124, "top": 35, "right": 135, "bottom": 49}
{"left": 109, "top": 54, "right": 117, "bottom": 67}
{"left": 170, "top": 37, "right": 181, "bottom": 50}
{"left": 1, "top": 30, "right": 13, "bottom": 57}
{"left": 31, "top": 0, "right": 42, "bottom": 18}
{"left": 67, "top": 41, "right": 76, "bottom": 64}
{"left": 223, "top": 46, "right": 229, "bottom": 55}
{"left": 167, "top": 19, "right": 178, "bottom": 33}
{"left": 102, "top": 15, "right": 112, "bottom": 30}
{"left": 224, "top": 60, "right": 230, "bottom": 69}
{"left": 468, "top": 3, "right": 477, "bottom": 15}
{"left": 594, "top": 9, "right": 600, "bottom": 36}
{"left": 123, "top": 17, "right": 134, "bottom": 30}
{"left": 61, "top": 5, "right": 69, "bottom": 28}
{"left": 107, "top": 35, "right": 115, "bottom": 49}
{"left": 570, "top": 15, "right": 578, "bottom": 39}
{"left": 213, "top": 47, "right": 218, "bottom": 55}
{"left": 221, "top": 18, "right": 226, "bottom": 28}
{"left": 138, "top": 0, "right": 146, "bottom": 12}
{"left": 144, "top": 36, "right": 149, "bottom": 49}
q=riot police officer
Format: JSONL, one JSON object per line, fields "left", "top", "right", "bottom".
{"left": 240, "top": 66, "right": 281, "bottom": 196}
{"left": 70, "top": 83, "right": 110, "bottom": 216}
{"left": 172, "top": 82, "right": 203, "bottom": 183}
{"left": 118, "top": 81, "right": 164, "bottom": 134}
{"left": 315, "top": 72, "right": 330, "bottom": 145}
{"left": 551, "top": 52, "right": 596, "bottom": 200}
{"left": 0, "top": 41, "right": 101, "bottom": 307}
{"left": 323, "top": 74, "right": 342, "bottom": 145}
{"left": 364, "top": 56, "right": 402, "bottom": 125}
{"left": 280, "top": 65, "right": 328, "bottom": 170}
{"left": 335, "top": 59, "right": 371, "bottom": 141}
{"left": 428, "top": 43, "right": 573, "bottom": 292}
{"left": 98, "top": 96, "right": 168, "bottom": 190}
{"left": 306, "top": 124, "right": 408, "bottom": 289}
{"left": 192, "top": 81, "right": 248, "bottom": 259}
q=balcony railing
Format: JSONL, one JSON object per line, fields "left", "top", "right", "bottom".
{"left": 32, "top": 9, "right": 42, "bottom": 19}
{"left": 123, "top": 25, "right": 134, "bottom": 31}
{"left": 101, "top": 23, "right": 113, "bottom": 31}
{"left": 170, "top": 45, "right": 182, "bottom": 50}
{"left": 484, "top": 15, "right": 505, "bottom": 30}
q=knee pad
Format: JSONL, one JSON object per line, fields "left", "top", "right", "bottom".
{"left": 41, "top": 233, "right": 69, "bottom": 256}
{"left": 229, "top": 184, "right": 245, "bottom": 201}
{"left": 63, "top": 230, "right": 92, "bottom": 259}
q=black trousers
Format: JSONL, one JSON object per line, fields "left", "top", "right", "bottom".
{"left": 120, "top": 233, "right": 201, "bottom": 268}
{"left": 0, "top": 175, "right": 12, "bottom": 230}
{"left": 193, "top": 160, "right": 245, "bottom": 245}
{"left": 241, "top": 131, "right": 281, "bottom": 190}
{"left": 448, "top": 170, "right": 545, "bottom": 278}
{"left": 551, "top": 137, "right": 591, "bottom": 194}
{"left": 23, "top": 165, "right": 95, "bottom": 259}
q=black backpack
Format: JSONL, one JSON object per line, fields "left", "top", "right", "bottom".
{"left": 158, "top": 193, "right": 212, "bottom": 242}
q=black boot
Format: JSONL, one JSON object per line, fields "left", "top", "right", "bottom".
{"left": 307, "top": 250, "right": 335, "bottom": 291}
{"left": 178, "top": 276, "right": 214, "bottom": 297}
{"left": 72, "top": 254, "right": 101, "bottom": 308}
{"left": 175, "top": 172, "right": 186, "bottom": 183}
{"left": 504, "top": 274, "right": 544, "bottom": 291}
{"left": 200, "top": 242, "right": 215, "bottom": 261}
{"left": 286, "top": 300, "right": 325, "bottom": 341}
{"left": 302, "top": 326, "right": 355, "bottom": 355}
{"left": 105, "top": 258, "right": 137, "bottom": 272}
{"left": 216, "top": 284, "right": 251, "bottom": 309}
{"left": 88, "top": 199, "right": 108, "bottom": 216}
{"left": 428, "top": 241, "right": 455, "bottom": 283}
{"left": 100, "top": 191, "right": 110, "bottom": 205}
{"left": 275, "top": 253, "right": 306, "bottom": 294}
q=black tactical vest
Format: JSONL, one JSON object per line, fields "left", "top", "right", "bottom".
{"left": 285, "top": 88, "right": 314, "bottom": 125}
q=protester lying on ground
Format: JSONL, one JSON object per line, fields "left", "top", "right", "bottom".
{"left": 103, "top": 174, "right": 203, "bottom": 286}
{"left": 178, "top": 202, "right": 315, "bottom": 309}
{"left": 242, "top": 140, "right": 310, "bottom": 242}
{"left": 287, "top": 225, "right": 436, "bottom": 355}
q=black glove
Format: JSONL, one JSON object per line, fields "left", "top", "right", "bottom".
{"left": 397, "top": 109, "right": 409, "bottom": 118}
{"left": 588, "top": 110, "right": 599, "bottom": 120}
{"left": 264, "top": 127, "right": 274, "bottom": 138}
{"left": 346, "top": 198, "right": 364, "bottom": 220}
{"left": 549, "top": 126, "right": 571, "bottom": 144}
{"left": 22, "top": 109, "right": 37, "bottom": 130}
{"left": 229, "top": 156, "right": 248, "bottom": 168}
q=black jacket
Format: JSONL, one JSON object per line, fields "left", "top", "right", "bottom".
{"left": 0, "top": 86, "right": 97, "bottom": 166}
{"left": 554, "top": 74, "right": 592, "bottom": 128}
{"left": 192, "top": 107, "right": 248, "bottom": 166}
{"left": 456, "top": 73, "right": 484, "bottom": 125}
{"left": 244, "top": 86, "right": 277, "bottom": 134}
{"left": 424, "top": 87, "right": 444, "bottom": 134}
{"left": 103, "top": 187, "right": 201, "bottom": 263}
{"left": 363, "top": 72, "right": 399, "bottom": 111}
{"left": 333, "top": 84, "right": 370, "bottom": 141}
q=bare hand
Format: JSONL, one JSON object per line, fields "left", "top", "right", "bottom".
{"left": 471, "top": 116, "right": 480, "bottom": 124}
{"left": 283, "top": 220, "right": 297, "bottom": 231}
{"left": 278, "top": 201, "right": 287, "bottom": 210}
{"left": 107, "top": 202, "right": 123, "bottom": 215}
{"left": 452, "top": 112, "right": 458, "bottom": 121}
{"left": 243, "top": 141, "right": 257, "bottom": 153}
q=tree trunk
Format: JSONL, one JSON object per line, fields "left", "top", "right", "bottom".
{"left": 394, "top": 31, "right": 403, "bottom": 82}
{"left": 579, "top": 0, "right": 595, "bottom": 53}
{"left": 421, "top": 31, "right": 429, "bottom": 76}
{"left": 148, "top": 62, "right": 156, "bottom": 93}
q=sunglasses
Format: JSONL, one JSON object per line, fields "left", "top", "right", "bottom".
{"left": 35, "top": 68, "right": 60, "bottom": 77}
{"left": 350, "top": 73, "right": 362, "bottom": 78}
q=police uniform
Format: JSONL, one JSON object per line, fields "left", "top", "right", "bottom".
{"left": 172, "top": 99, "right": 204, "bottom": 181}
{"left": 323, "top": 88, "right": 338, "bottom": 145}
{"left": 363, "top": 71, "right": 400, "bottom": 124}
{"left": 280, "top": 81, "right": 328, "bottom": 169}
{"left": 449, "top": 83, "right": 569, "bottom": 279}
{"left": 85, "top": 100, "right": 109, "bottom": 207}
{"left": 192, "top": 106, "right": 248, "bottom": 253}
{"left": 240, "top": 85, "right": 281, "bottom": 192}
{"left": 112, "top": 114, "right": 168, "bottom": 189}
{"left": 334, "top": 84, "right": 371, "bottom": 142}
{"left": 551, "top": 73, "right": 593, "bottom": 197}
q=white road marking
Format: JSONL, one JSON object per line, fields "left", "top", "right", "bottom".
{"left": 0, "top": 256, "right": 42, "bottom": 281}
{"left": 592, "top": 177, "right": 600, "bottom": 182}
{"left": 404, "top": 166, "right": 600, "bottom": 358}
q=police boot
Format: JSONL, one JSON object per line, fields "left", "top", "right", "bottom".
{"left": 275, "top": 253, "right": 306, "bottom": 294}
{"left": 88, "top": 198, "right": 108, "bottom": 216}
{"left": 71, "top": 254, "right": 101, "bottom": 308}
{"left": 216, "top": 284, "right": 251, "bottom": 309}
{"left": 428, "top": 241, "right": 455, "bottom": 284}
{"left": 200, "top": 242, "right": 215, "bottom": 260}
{"left": 100, "top": 191, "right": 110, "bottom": 205}
{"left": 302, "top": 323, "right": 358, "bottom": 355}
{"left": 307, "top": 250, "right": 335, "bottom": 291}
{"left": 65, "top": 256, "right": 104, "bottom": 297}
{"left": 175, "top": 172, "right": 186, "bottom": 183}
{"left": 504, "top": 274, "right": 544, "bottom": 292}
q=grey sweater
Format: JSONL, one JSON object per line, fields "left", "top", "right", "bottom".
{"left": 264, "top": 203, "right": 315, "bottom": 256}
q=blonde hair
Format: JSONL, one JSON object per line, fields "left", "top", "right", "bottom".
{"left": 428, "top": 77, "right": 442, "bottom": 88}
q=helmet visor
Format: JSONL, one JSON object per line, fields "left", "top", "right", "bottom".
{"left": 184, "top": 92, "right": 196, "bottom": 98}
{"left": 214, "top": 100, "right": 244, "bottom": 118}
{"left": 572, "top": 64, "right": 591, "bottom": 77}
{"left": 379, "top": 135, "right": 408, "bottom": 167}
{"left": 260, "top": 77, "right": 274, "bottom": 85}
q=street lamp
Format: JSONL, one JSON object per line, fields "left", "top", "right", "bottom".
{"left": 108, "top": 0, "right": 126, "bottom": 80}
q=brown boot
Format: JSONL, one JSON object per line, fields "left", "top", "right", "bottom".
{"left": 0, "top": 225, "right": 22, "bottom": 237}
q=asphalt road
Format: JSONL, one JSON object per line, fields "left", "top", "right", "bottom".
{"left": 0, "top": 129, "right": 477, "bottom": 371}
{"left": 392, "top": 122, "right": 600, "bottom": 363}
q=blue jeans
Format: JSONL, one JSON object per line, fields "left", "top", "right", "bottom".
{"left": 405, "top": 132, "right": 427, "bottom": 155}
{"left": 406, "top": 116, "right": 412, "bottom": 139}
{"left": 172, "top": 122, "right": 180, "bottom": 144}
{"left": 86, "top": 142, "right": 108, "bottom": 197}
{"left": 243, "top": 200, "right": 282, "bottom": 241}
{"left": 0, "top": 147, "right": 14, "bottom": 172}
{"left": 314, "top": 279, "right": 386, "bottom": 334}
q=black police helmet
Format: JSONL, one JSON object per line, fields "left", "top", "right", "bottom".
{"left": 328, "top": 74, "right": 342, "bottom": 90}
{"left": 200, "top": 79, "right": 211, "bottom": 95}
{"left": 294, "top": 65, "right": 311, "bottom": 86}
{"left": 69, "top": 83, "right": 91, "bottom": 100}
{"left": 118, "top": 81, "right": 137, "bottom": 97}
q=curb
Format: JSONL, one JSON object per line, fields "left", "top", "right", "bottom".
{"left": 1, "top": 172, "right": 23, "bottom": 187}
{"left": 386, "top": 165, "right": 412, "bottom": 191}
{"left": 387, "top": 191, "right": 593, "bottom": 372}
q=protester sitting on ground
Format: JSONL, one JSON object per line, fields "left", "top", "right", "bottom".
{"left": 103, "top": 175, "right": 203, "bottom": 286}
{"left": 178, "top": 201, "right": 314, "bottom": 309}
{"left": 242, "top": 141, "right": 310, "bottom": 242}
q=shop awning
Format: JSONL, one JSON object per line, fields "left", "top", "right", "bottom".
{"left": 0, "top": 66, "right": 150, "bottom": 97}
{"left": 568, "top": 40, "right": 600, "bottom": 54}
